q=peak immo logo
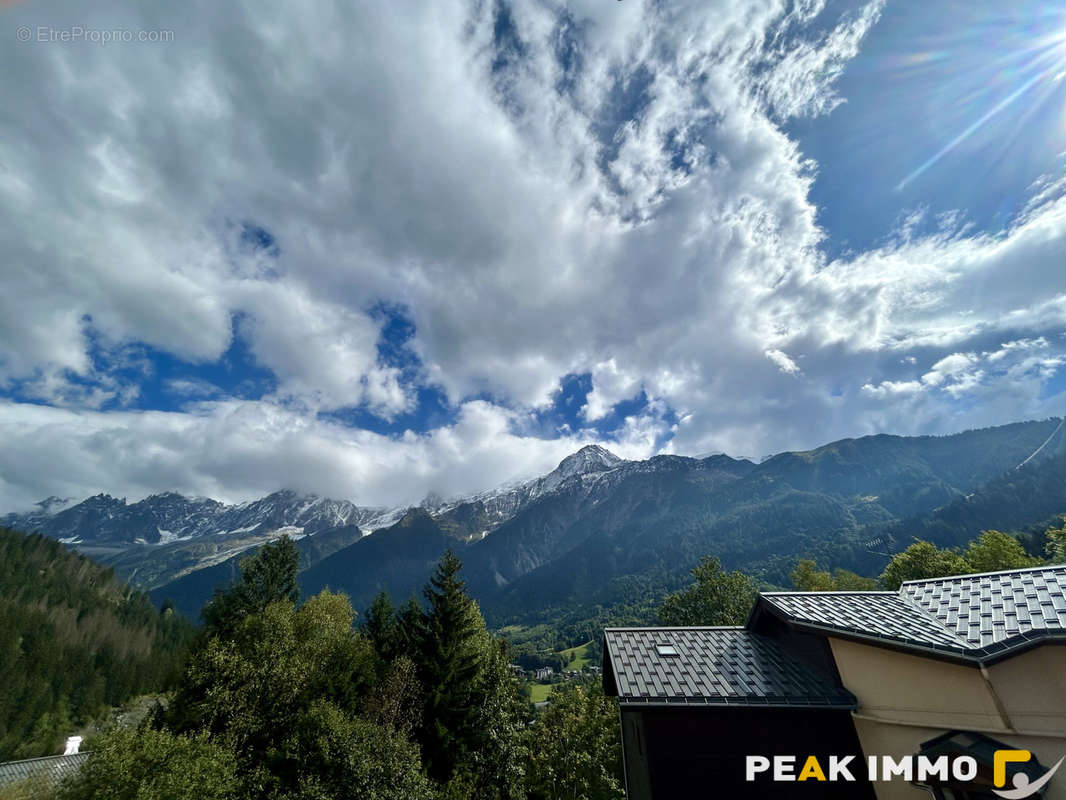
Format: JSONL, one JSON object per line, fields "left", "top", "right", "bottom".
{"left": 746, "top": 749, "right": 1063, "bottom": 797}
{"left": 992, "top": 750, "right": 1064, "bottom": 799}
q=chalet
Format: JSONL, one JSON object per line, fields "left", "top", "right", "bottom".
{"left": 603, "top": 565, "right": 1066, "bottom": 799}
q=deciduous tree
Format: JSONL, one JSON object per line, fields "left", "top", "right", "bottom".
{"left": 57, "top": 727, "right": 238, "bottom": 800}
{"left": 963, "top": 530, "right": 1042, "bottom": 573}
{"left": 525, "top": 683, "right": 623, "bottom": 800}
{"left": 658, "top": 556, "right": 757, "bottom": 626}
{"left": 1046, "top": 518, "right": 1066, "bottom": 563}
{"left": 791, "top": 559, "right": 876, "bottom": 591}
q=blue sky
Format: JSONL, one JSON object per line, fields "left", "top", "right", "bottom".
{"left": 1, "top": 0, "right": 1065, "bottom": 509}
{"left": 791, "top": 0, "right": 1066, "bottom": 257}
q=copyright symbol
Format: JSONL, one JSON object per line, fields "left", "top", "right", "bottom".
{"left": 16, "top": 26, "right": 31, "bottom": 42}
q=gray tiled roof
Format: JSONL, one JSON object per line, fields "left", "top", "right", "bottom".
{"left": 902, "top": 566, "right": 1066, "bottom": 648}
{"left": 0, "top": 752, "right": 88, "bottom": 787}
{"left": 760, "top": 565, "right": 1066, "bottom": 662}
{"left": 762, "top": 592, "right": 970, "bottom": 651}
{"left": 603, "top": 627, "right": 855, "bottom": 707}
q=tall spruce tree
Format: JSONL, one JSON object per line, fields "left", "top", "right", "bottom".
{"left": 417, "top": 550, "right": 487, "bottom": 783}
{"left": 201, "top": 535, "right": 300, "bottom": 637}
{"left": 396, "top": 594, "right": 426, "bottom": 658}
{"left": 362, "top": 590, "right": 399, "bottom": 663}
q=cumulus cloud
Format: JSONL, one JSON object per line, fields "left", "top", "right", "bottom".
{"left": 0, "top": 398, "right": 626, "bottom": 511}
{"left": 1, "top": 0, "right": 1065, "bottom": 508}
{"left": 764, "top": 349, "right": 802, "bottom": 375}
{"left": 859, "top": 338, "right": 1066, "bottom": 430}
{"left": 582, "top": 360, "right": 642, "bottom": 422}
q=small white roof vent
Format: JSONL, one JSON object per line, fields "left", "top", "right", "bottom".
{"left": 63, "top": 736, "right": 82, "bottom": 755}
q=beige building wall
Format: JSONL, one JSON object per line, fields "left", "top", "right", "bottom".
{"left": 828, "top": 638, "right": 1066, "bottom": 800}
{"left": 986, "top": 646, "right": 1066, "bottom": 736}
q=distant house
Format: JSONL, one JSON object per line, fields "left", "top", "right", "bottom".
{"left": 0, "top": 752, "right": 89, "bottom": 789}
{"left": 534, "top": 667, "right": 554, "bottom": 681}
{"left": 603, "top": 565, "right": 1066, "bottom": 799}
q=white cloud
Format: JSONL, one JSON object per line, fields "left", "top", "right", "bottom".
{"left": 922, "top": 352, "right": 978, "bottom": 386}
{"left": 0, "top": 398, "right": 640, "bottom": 511}
{"left": 166, "top": 378, "right": 221, "bottom": 399}
{"left": 764, "top": 349, "right": 802, "bottom": 375}
{"left": 861, "top": 380, "right": 923, "bottom": 399}
{"left": 0, "top": 0, "right": 1064, "bottom": 506}
{"left": 760, "top": 0, "right": 885, "bottom": 119}
{"left": 856, "top": 339, "right": 1065, "bottom": 432}
{"left": 582, "top": 359, "right": 642, "bottom": 422}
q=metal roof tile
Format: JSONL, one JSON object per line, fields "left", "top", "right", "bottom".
{"left": 603, "top": 627, "right": 855, "bottom": 707}
{"left": 0, "top": 753, "right": 88, "bottom": 787}
{"left": 760, "top": 566, "right": 1066, "bottom": 661}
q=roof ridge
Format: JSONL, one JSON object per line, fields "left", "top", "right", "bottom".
{"left": 900, "top": 563, "right": 1066, "bottom": 586}
{"left": 758, "top": 589, "right": 975, "bottom": 652}
{"left": 895, "top": 586, "right": 974, "bottom": 649}
{"left": 761, "top": 590, "right": 893, "bottom": 596}
{"left": 0, "top": 752, "right": 88, "bottom": 767}
{"left": 603, "top": 625, "right": 746, "bottom": 631}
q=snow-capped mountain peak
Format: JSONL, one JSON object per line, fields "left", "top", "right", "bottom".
{"left": 552, "top": 444, "right": 623, "bottom": 479}
{"left": 1, "top": 445, "right": 630, "bottom": 550}
{"left": 34, "top": 496, "right": 75, "bottom": 514}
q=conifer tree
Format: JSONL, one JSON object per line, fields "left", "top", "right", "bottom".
{"left": 201, "top": 535, "right": 300, "bottom": 637}
{"left": 362, "top": 590, "right": 399, "bottom": 662}
{"left": 396, "top": 594, "right": 426, "bottom": 658}
{"left": 416, "top": 550, "right": 487, "bottom": 782}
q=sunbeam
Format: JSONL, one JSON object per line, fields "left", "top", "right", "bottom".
{"left": 896, "top": 10, "right": 1066, "bottom": 191}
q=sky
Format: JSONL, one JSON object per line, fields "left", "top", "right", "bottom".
{"left": 2, "top": 0, "right": 1066, "bottom": 511}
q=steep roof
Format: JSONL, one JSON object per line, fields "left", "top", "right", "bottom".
{"left": 755, "top": 565, "right": 1066, "bottom": 664}
{"left": 902, "top": 565, "right": 1066, "bottom": 647}
{"left": 602, "top": 627, "right": 855, "bottom": 708}
{"left": 0, "top": 752, "right": 89, "bottom": 787}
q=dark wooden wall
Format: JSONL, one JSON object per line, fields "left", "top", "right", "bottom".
{"left": 620, "top": 706, "right": 875, "bottom": 799}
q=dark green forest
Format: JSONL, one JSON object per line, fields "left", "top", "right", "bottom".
{"left": 11, "top": 539, "right": 624, "bottom": 800}
{"left": 3, "top": 510, "right": 1066, "bottom": 798}
{"left": 0, "top": 527, "right": 193, "bottom": 761}
{"left": 3, "top": 421, "right": 1066, "bottom": 799}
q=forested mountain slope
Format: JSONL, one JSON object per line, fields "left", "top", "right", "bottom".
{"left": 0, "top": 527, "right": 193, "bottom": 760}
{"left": 14, "top": 417, "right": 1066, "bottom": 627}
{"left": 296, "top": 418, "right": 1066, "bottom": 624}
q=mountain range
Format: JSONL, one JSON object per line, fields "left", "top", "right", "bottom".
{"left": 5, "top": 418, "right": 1066, "bottom": 624}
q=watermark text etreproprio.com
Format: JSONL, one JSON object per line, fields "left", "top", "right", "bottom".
{"left": 16, "top": 25, "right": 174, "bottom": 44}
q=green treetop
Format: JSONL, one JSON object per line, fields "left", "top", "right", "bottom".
{"left": 879, "top": 530, "right": 1043, "bottom": 590}
{"left": 417, "top": 550, "right": 488, "bottom": 782}
{"left": 658, "top": 556, "right": 758, "bottom": 626}
{"left": 201, "top": 535, "right": 300, "bottom": 637}
{"left": 791, "top": 559, "right": 877, "bottom": 591}
{"left": 1046, "top": 518, "right": 1066, "bottom": 563}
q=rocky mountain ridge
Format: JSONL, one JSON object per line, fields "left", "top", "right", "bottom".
{"left": 6, "top": 419, "right": 1066, "bottom": 624}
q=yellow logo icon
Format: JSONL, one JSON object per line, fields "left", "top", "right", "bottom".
{"left": 992, "top": 749, "right": 1064, "bottom": 799}
{"left": 995, "top": 751, "right": 1032, "bottom": 788}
